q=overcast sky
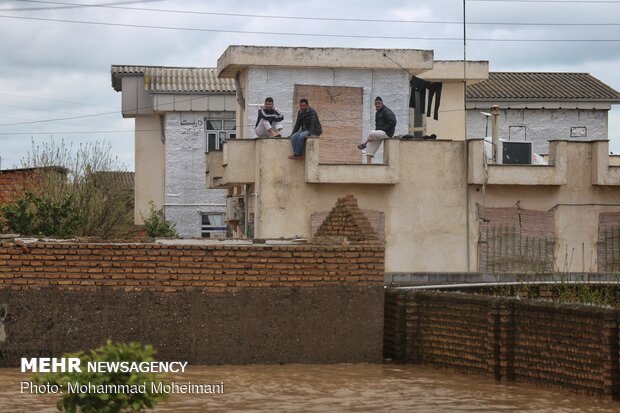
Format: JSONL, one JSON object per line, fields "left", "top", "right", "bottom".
{"left": 1, "top": 0, "right": 619, "bottom": 170}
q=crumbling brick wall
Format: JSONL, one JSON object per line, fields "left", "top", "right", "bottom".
{"left": 314, "top": 195, "right": 381, "bottom": 243}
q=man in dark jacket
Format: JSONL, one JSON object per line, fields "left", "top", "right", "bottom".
{"left": 289, "top": 98, "right": 322, "bottom": 159}
{"left": 357, "top": 96, "right": 396, "bottom": 163}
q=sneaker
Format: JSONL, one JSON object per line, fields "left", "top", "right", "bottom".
{"left": 357, "top": 143, "right": 366, "bottom": 150}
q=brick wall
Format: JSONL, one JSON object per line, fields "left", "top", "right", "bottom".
{"left": 0, "top": 169, "right": 36, "bottom": 205}
{"left": 314, "top": 195, "right": 380, "bottom": 243}
{"left": 385, "top": 290, "right": 620, "bottom": 400}
{"left": 0, "top": 240, "right": 384, "bottom": 365}
{"left": 0, "top": 240, "right": 383, "bottom": 291}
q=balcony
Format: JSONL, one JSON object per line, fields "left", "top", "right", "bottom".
{"left": 305, "top": 138, "right": 399, "bottom": 184}
{"left": 467, "top": 138, "right": 567, "bottom": 186}
{"left": 205, "top": 139, "right": 256, "bottom": 188}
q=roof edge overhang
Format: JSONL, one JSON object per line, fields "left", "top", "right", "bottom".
{"left": 216, "top": 45, "right": 435, "bottom": 78}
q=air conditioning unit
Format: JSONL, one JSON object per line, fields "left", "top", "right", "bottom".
{"left": 226, "top": 196, "right": 244, "bottom": 221}
{"left": 497, "top": 141, "right": 532, "bottom": 165}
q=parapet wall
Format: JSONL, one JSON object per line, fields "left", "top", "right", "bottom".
{"left": 385, "top": 290, "right": 620, "bottom": 399}
{"left": 0, "top": 240, "right": 384, "bottom": 365}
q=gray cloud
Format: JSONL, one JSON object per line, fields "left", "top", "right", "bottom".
{"left": 1, "top": 0, "right": 619, "bottom": 167}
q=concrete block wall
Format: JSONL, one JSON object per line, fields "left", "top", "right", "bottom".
{"left": 384, "top": 290, "right": 620, "bottom": 399}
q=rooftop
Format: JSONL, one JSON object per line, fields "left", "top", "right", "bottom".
{"left": 110, "top": 65, "right": 235, "bottom": 93}
{"left": 467, "top": 72, "right": 620, "bottom": 102}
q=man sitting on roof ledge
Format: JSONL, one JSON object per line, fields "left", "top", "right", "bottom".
{"left": 357, "top": 97, "right": 396, "bottom": 164}
{"left": 289, "top": 98, "right": 323, "bottom": 160}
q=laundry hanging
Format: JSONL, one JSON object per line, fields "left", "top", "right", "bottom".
{"left": 409, "top": 75, "right": 443, "bottom": 121}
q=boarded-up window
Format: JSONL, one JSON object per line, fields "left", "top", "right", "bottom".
{"left": 478, "top": 205, "right": 555, "bottom": 273}
{"left": 293, "top": 85, "right": 363, "bottom": 164}
{"left": 598, "top": 213, "right": 620, "bottom": 272}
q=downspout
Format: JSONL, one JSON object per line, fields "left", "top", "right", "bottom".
{"left": 252, "top": 191, "right": 259, "bottom": 238}
{"left": 243, "top": 184, "right": 249, "bottom": 238}
{"left": 491, "top": 105, "right": 501, "bottom": 162}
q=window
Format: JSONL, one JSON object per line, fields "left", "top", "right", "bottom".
{"left": 206, "top": 118, "right": 236, "bottom": 152}
{"left": 201, "top": 213, "right": 227, "bottom": 238}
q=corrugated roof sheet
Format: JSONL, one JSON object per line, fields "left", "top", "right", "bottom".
{"left": 111, "top": 65, "right": 235, "bottom": 93}
{"left": 467, "top": 72, "right": 620, "bottom": 101}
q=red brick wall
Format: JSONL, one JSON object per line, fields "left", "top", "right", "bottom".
{"left": 0, "top": 169, "right": 34, "bottom": 205}
{"left": 0, "top": 241, "right": 384, "bottom": 292}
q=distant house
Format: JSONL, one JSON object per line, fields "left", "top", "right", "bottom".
{"left": 466, "top": 72, "right": 620, "bottom": 154}
{"left": 110, "top": 66, "right": 236, "bottom": 238}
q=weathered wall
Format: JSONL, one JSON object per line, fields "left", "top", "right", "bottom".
{"left": 0, "top": 169, "right": 38, "bottom": 206}
{"left": 164, "top": 112, "right": 228, "bottom": 237}
{"left": 0, "top": 240, "right": 384, "bottom": 365}
{"left": 469, "top": 141, "right": 620, "bottom": 273}
{"left": 253, "top": 139, "right": 468, "bottom": 273}
{"left": 467, "top": 109, "right": 609, "bottom": 154}
{"left": 384, "top": 290, "right": 620, "bottom": 399}
{"left": 134, "top": 115, "right": 164, "bottom": 224}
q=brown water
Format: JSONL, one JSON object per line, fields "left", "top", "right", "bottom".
{"left": 2, "top": 364, "right": 619, "bottom": 412}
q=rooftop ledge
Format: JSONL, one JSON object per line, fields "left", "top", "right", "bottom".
{"left": 305, "top": 138, "right": 399, "bottom": 184}
{"left": 205, "top": 137, "right": 401, "bottom": 188}
{"left": 467, "top": 138, "right": 620, "bottom": 186}
{"left": 217, "top": 45, "right": 434, "bottom": 78}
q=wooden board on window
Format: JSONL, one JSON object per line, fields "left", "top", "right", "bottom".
{"left": 293, "top": 85, "right": 363, "bottom": 164}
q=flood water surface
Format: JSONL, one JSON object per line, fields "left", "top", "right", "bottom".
{"left": 1, "top": 364, "right": 619, "bottom": 412}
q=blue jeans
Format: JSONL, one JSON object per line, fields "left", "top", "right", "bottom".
{"left": 291, "top": 130, "right": 310, "bottom": 156}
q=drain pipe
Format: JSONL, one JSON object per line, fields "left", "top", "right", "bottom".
{"left": 251, "top": 191, "right": 259, "bottom": 238}
{"left": 491, "top": 105, "right": 500, "bottom": 163}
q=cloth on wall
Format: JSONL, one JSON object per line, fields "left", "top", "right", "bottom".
{"left": 409, "top": 75, "right": 443, "bottom": 121}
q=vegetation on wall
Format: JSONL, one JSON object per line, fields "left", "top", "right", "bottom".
{"left": 140, "top": 201, "right": 178, "bottom": 238}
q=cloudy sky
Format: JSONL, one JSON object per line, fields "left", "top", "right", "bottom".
{"left": 1, "top": 0, "right": 619, "bottom": 170}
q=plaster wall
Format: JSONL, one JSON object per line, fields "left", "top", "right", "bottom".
{"left": 467, "top": 109, "right": 609, "bottom": 154}
{"left": 468, "top": 142, "right": 620, "bottom": 272}
{"left": 252, "top": 139, "right": 468, "bottom": 273}
{"left": 135, "top": 116, "right": 164, "bottom": 224}
{"left": 425, "top": 82, "right": 466, "bottom": 139}
{"left": 165, "top": 112, "right": 227, "bottom": 237}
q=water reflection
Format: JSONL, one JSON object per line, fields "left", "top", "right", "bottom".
{"left": 1, "top": 364, "right": 618, "bottom": 412}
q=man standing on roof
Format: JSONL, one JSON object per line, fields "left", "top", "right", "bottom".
{"left": 254, "top": 97, "right": 284, "bottom": 138}
{"left": 357, "top": 96, "right": 396, "bottom": 164}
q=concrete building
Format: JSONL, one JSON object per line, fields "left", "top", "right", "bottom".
{"left": 467, "top": 72, "right": 620, "bottom": 154}
{"left": 111, "top": 66, "right": 236, "bottom": 237}
{"left": 206, "top": 45, "right": 620, "bottom": 274}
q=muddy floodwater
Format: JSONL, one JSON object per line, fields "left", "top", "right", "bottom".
{"left": 2, "top": 364, "right": 619, "bottom": 412}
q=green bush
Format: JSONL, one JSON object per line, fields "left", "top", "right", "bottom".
{"left": 35, "top": 341, "right": 167, "bottom": 413}
{"left": 140, "top": 201, "right": 177, "bottom": 238}
{"left": 1, "top": 190, "right": 82, "bottom": 237}
{"left": 11, "top": 139, "right": 134, "bottom": 239}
